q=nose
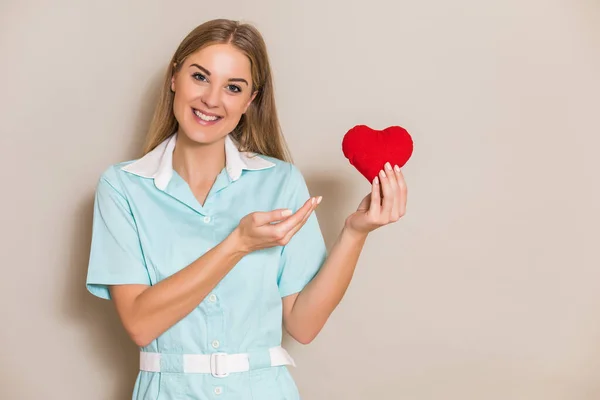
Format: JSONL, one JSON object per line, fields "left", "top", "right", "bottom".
{"left": 201, "top": 84, "right": 220, "bottom": 109}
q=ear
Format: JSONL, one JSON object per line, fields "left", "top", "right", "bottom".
{"left": 243, "top": 90, "right": 258, "bottom": 114}
{"left": 170, "top": 62, "right": 177, "bottom": 92}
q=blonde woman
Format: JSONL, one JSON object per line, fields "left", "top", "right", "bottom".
{"left": 86, "top": 18, "right": 407, "bottom": 399}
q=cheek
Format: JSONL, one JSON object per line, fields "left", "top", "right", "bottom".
{"left": 172, "top": 93, "right": 187, "bottom": 123}
{"left": 224, "top": 97, "right": 250, "bottom": 117}
{"left": 173, "top": 85, "right": 199, "bottom": 116}
{"left": 175, "top": 82, "right": 197, "bottom": 104}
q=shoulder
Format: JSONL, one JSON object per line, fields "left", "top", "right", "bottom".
{"left": 253, "top": 154, "right": 304, "bottom": 182}
{"left": 252, "top": 155, "right": 310, "bottom": 204}
{"left": 95, "top": 159, "right": 139, "bottom": 196}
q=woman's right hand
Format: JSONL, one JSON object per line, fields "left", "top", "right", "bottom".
{"left": 231, "top": 196, "right": 322, "bottom": 254}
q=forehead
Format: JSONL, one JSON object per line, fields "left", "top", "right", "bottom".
{"left": 185, "top": 44, "right": 252, "bottom": 79}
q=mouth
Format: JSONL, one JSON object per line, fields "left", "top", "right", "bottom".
{"left": 192, "top": 108, "right": 223, "bottom": 124}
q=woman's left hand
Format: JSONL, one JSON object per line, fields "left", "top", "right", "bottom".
{"left": 344, "top": 162, "right": 407, "bottom": 236}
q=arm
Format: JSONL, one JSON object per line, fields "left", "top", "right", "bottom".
{"left": 282, "top": 226, "right": 367, "bottom": 344}
{"left": 283, "top": 163, "right": 407, "bottom": 344}
{"left": 111, "top": 234, "right": 245, "bottom": 347}
{"left": 110, "top": 198, "right": 318, "bottom": 348}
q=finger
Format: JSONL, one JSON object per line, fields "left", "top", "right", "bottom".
{"left": 379, "top": 168, "right": 393, "bottom": 219}
{"left": 252, "top": 208, "right": 295, "bottom": 226}
{"left": 281, "top": 197, "right": 320, "bottom": 243}
{"left": 384, "top": 162, "right": 401, "bottom": 220}
{"left": 394, "top": 165, "right": 407, "bottom": 215}
{"left": 271, "top": 197, "right": 316, "bottom": 233}
{"left": 356, "top": 192, "right": 371, "bottom": 211}
{"left": 370, "top": 175, "right": 381, "bottom": 215}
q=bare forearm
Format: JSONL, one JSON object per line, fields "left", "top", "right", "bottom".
{"left": 126, "top": 231, "right": 247, "bottom": 346}
{"left": 287, "top": 226, "right": 367, "bottom": 343}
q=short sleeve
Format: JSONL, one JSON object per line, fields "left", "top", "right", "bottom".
{"left": 277, "top": 165, "right": 328, "bottom": 297}
{"left": 86, "top": 174, "right": 151, "bottom": 300}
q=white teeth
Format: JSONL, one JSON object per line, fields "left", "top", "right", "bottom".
{"left": 194, "top": 109, "right": 219, "bottom": 121}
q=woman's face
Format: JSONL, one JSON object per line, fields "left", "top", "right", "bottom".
{"left": 171, "top": 43, "right": 256, "bottom": 144}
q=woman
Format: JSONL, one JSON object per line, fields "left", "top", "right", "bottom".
{"left": 86, "top": 18, "right": 407, "bottom": 399}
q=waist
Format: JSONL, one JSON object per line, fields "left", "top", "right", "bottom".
{"left": 140, "top": 345, "right": 295, "bottom": 377}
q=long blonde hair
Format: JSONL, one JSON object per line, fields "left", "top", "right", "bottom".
{"left": 143, "top": 19, "right": 292, "bottom": 162}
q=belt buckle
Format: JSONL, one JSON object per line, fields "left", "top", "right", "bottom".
{"left": 210, "top": 352, "right": 229, "bottom": 378}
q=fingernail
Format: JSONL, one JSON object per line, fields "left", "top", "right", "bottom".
{"left": 317, "top": 196, "right": 323, "bottom": 204}
{"left": 311, "top": 197, "right": 316, "bottom": 205}
{"left": 281, "top": 209, "right": 292, "bottom": 217}
{"left": 394, "top": 164, "right": 400, "bottom": 172}
{"left": 385, "top": 162, "right": 392, "bottom": 171}
{"left": 374, "top": 176, "right": 379, "bottom": 185}
{"left": 380, "top": 169, "right": 386, "bottom": 178}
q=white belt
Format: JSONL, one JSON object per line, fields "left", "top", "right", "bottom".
{"left": 140, "top": 346, "right": 295, "bottom": 378}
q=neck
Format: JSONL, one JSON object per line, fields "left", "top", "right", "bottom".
{"left": 172, "top": 133, "right": 226, "bottom": 187}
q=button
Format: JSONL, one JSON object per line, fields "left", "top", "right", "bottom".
{"left": 203, "top": 216, "right": 211, "bottom": 223}
{"left": 214, "top": 387, "right": 223, "bottom": 395}
{"left": 208, "top": 294, "right": 217, "bottom": 303}
{"left": 212, "top": 340, "right": 220, "bottom": 349}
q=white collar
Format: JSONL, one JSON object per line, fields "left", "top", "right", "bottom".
{"left": 121, "top": 132, "right": 275, "bottom": 190}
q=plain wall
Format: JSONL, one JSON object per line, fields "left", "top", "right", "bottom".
{"left": 1, "top": 0, "right": 599, "bottom": 399}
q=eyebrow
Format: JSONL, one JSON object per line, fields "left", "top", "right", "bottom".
{"left": 190, "top": 63, "right": 249, "bottom": 86}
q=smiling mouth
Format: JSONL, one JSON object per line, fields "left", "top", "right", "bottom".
{"left": 192, "top": 108, "right": 222, "bottom": 122}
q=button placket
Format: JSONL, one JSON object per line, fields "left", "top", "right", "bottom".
{"left": 206, "top": 271, "right": 224, "bottom": 356}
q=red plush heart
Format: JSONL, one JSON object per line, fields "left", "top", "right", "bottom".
{"left": 342, "top": 125, "right": 413, "bottom": 182}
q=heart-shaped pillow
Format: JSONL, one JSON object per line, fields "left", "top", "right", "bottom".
{"left": 342, "top": 125, "right": 413, "bottom": 182}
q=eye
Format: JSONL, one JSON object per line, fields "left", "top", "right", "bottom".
{"left": 192, "top": 72, "right": 207, "bottom": 82}
{"left": 227, "top": 84, "right": 242, "bottom": 93}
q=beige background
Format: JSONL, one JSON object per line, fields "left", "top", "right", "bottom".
{"left": 1, "top": 0, "right": 599, "bottom": 399}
